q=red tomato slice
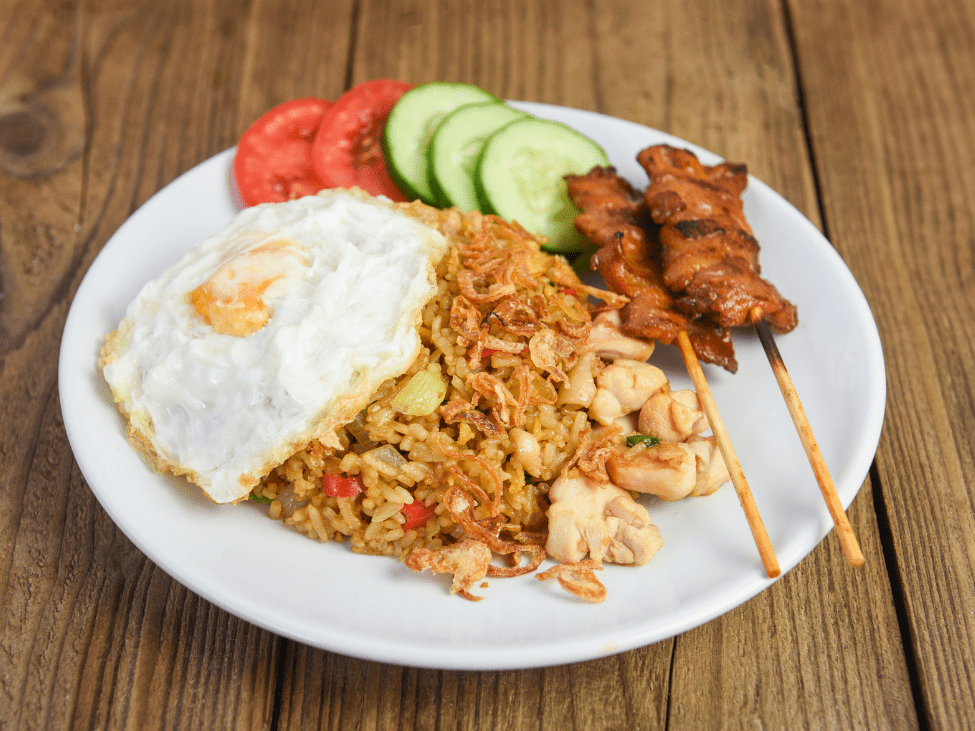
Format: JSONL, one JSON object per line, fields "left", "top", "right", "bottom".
{"left": 310, "top": 79, "right": 412, "bottom": 201}
{"left": 233, "top": 97, "right": 331, "bottom": 206}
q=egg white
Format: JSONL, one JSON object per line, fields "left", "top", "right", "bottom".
{"left": 100, "top": 189, "right": 449, "bottom": 504}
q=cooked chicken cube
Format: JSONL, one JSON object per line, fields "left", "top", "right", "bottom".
{"left": 509, "top": 427, "right": 544, "bottom": 478}
{"left": 588, "top": 359, "right": 668, "bottom": 425}
{"left": 606, "top": 442, "right": 699, "bottom": 500}
{"left": 606, "top": 436, "right": 729, "bottom": 501}
{"left": 546, "top": 473, "right": 663, "bottom": 566}
{"left": 686, "top": 435, "right": 730, "bottom": 496}
{"left": 638, "top": 388, "right": 709, "bottom": 442}
{"left": 558, "top": 351, "right": 599, "bottom": 408}
{"left": 581, "top": 310, "right": 656, "bottom": 362}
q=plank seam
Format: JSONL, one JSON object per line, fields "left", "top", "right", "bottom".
{"left": 870, "top": 463, "right": 932, "bottom": 731}
{"left": 779, "top": 0, "right": 831, "bottom": 243}
{"left": 663, "top": 638, "right": 676, "bottom": 730}
{"left": 343, "top": 0, "right": 361, "bottom": 91}
{"left": 269, "top": 639, "right": 287, "bottom": 730}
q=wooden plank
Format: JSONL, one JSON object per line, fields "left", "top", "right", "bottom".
{"left": 263, "top": 1, "right": 678, "bottom": 728}
{"left": 669, "top": 487, "right": 919, "bottom": 730}
{"left": 0, "top": 0, "right": 348, "bottom": 727}
{"left": 1, "top": 0, "right": 952, "bottom": 727}
{"left": 350, "top": 0, "right": 600, "bottom": 110}
{"left": 788, "top": 0, "right": 975, "bottom": 727}
{"left": 275, "top": 640, "right": 675, "bottom": 730}
{"left": 574, "top": 0, "right": 920, "bottom": 727}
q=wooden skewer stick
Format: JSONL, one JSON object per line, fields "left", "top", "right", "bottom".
{"left": 747, "top": 307, "right": 865, "bottom": 567}
{"left": 675, "top": 330, "right": 781, "bottom": 578}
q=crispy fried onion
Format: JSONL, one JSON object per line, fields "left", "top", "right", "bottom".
{"left": 451, "top": 215, "right": 595, "bottom": 371}
{"left": 445, "top": 365, "right": 556, "bottom": 436}
{"left": 405, "top": 487, "right": 545, "bottom": 601}
{"left": 489, "top": 295, "right": 539, "bottom": 337}
{"left": 460, "top": 216, "right": 543, "bottom": 291}
{"left": 469, "top": 371, "right": 520, "bottom": 429}
{"left": 449, "top": 294, "right": 481, "bottom": 340}
{"left": 552, "top": 291, "right": 592, "bottom": 340}
{"left": 404, "top": 539, "right": 493, "bottom": 602}
{"left": 443, "top": 485, "right": 545, "bottom": 574}
{"left": 436, "top": 434, "right": 546, "bottom": 578}
{"left": 441, "top": 398, "right": 505, "bottom": 437}
{"left": 437, "top": 435, "right": 505, "bottom": 514}
{"left": 528, "top": 328, "right": 576, "bottom": 383}
{"left": 565, "top": 424, "right": 624, "bottom": 487}
{"left": 457, "top": 269, "right": 517, "bottom": 304}
{"left": 536, "top": 560, "right": 607, "bottom": 603}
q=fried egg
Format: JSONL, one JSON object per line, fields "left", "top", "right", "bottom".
{"left": 100, "top": 189, "right": 448, "bottom": 504}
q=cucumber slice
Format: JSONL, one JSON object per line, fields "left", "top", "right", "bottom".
{"left": 474, "top": 118, "right": 609, "bottom": 252}
{"left": 382, "top": 82, "right": 498, "bottom": 204}
{"left": 427, "top": 101, "right": 529, "bottom": 210}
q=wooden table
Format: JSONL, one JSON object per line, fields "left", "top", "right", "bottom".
{"left": 2, "top": 0, "right": 972, "bottom": 727}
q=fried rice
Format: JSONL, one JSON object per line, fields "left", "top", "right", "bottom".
{"left": 254, "top": 202, "right": 617, "bottom": 579}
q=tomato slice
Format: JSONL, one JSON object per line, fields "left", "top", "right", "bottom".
{"left": 310, "top": 79, "right": 412, "bottom": 201}
{"left": 233, "top": 97, "right": 331, "bottom": 207}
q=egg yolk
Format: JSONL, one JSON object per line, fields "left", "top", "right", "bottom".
{"left": 191, "top": 240, "right": 307, "bottom": 337}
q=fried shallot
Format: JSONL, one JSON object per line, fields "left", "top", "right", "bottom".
{"left": 536, "top": 560, "right": 607, "bottom": 603}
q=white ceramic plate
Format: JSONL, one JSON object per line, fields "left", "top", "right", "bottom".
{"left": 59, "top": 102, "right": 886, "bottom": 670}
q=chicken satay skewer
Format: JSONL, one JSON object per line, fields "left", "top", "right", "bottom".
{"left": 637, "top": 143, "right": 865, "bottom": 568}
{"left": 748, "top": 307, "right": 865, "bottom": 567}
{"left": 566, "top": 166, "right": 780, "bottom": 576}
{"left": 674, "top": 330, "right": 781, "bottom": 578}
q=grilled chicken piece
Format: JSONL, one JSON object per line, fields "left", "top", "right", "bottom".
{"left": 566, "top": 166, "right": 738, "bottom": 372}
{"left": 637, "top": 145, "right": 798, "bottom": 333}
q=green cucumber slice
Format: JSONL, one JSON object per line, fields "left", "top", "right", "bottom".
{"left": 382, "top": 82, "right": 498, "bottom": 204}
{"left": 474, "top": 118, "right": 609, "bottom": 252}
{"left": 427, "top": 101, "right": 529, "bottom": 210}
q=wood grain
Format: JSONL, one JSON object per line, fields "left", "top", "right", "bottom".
{"left": 669, "top": 486, "right": 919, "bottom": 730}
{"left": 571, "top": 1, "right": 918, "bottom": 727}
{"left": 789, "top": 0, "right": 975, "bottom": 727}
{"left": 275, "top": 639, "right": 675, "bottom": 730}
{"left": 1, "top": 0, "right": 973, "bottom": 728}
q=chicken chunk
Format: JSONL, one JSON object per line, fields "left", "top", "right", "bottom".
{"left": 686, "top": 435, "right": 730, "bottom": 496}
{"left": 558, "top": 351, "right": 599, "bottom": 407}
{"left": 638, "top": 388, "right": 708, "bottom": 442}
{"left": 606, "top": 436, "right": 729, "bottom": 500}
{"left": 581, "top": 310, "right": 656, "bottom": 362}
{"left": 546, "top": 473, "right": 663, "bottom": 566}
{"left": 606, "top": 442, "right": 699, "bottom": 500}
{"left": 588, "top": 358, "right": 668, "bottom": 425}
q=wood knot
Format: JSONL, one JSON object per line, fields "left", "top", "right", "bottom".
{"left": 0, "top": 102, "right": 62, "bottom": 177}
{"left": 0, "top": 108, "right": 49, "bottom": 156}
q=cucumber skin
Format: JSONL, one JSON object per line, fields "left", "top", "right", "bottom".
{"left": 473, "top": 118, "right": 609, "bottom": 252}
{"left": 382, "top": 82, "right": 498, "bottom": 204}
{"left": 427, "top": 102, "right": 528, "bottom": 210}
